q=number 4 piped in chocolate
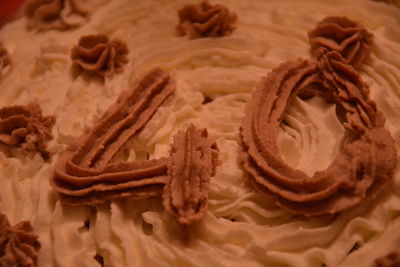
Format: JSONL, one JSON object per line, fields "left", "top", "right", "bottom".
{"left": 51, "top": 68, "right": 219, "bottom": 225}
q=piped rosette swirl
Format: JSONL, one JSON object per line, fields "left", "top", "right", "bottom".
{"left": 51, "top": 68, "right": 175, "bottom": 204}
{"left": 176, "top": 0, "right": 237, "bottom": 39}
{"left": 71, "top": 34, "right": 129, "bottom": 77}
{"left": 0, "top": 213, "right": 41, "bottom": 267}
{"left": 239, "top": 52, "right": 397, "bottom": 216}
{"left": 0, "top": 103, "right": 55, "bottom": 158}
{"left": 308, "top": 16, "right": 373, "bottom": 67}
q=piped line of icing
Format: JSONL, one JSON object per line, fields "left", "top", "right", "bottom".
{"left": 51, "top": 68, "right": 175, "bottom": 204}
{"left": 163, "top": 124, "right": 219, "bottom": 225}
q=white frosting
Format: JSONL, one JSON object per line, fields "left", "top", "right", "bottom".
{"left": 0, "top": 0, "right": 399, "bottom": 266}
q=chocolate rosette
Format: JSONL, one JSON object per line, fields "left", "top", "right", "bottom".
{"left": 239, "top": 52, "right": 397, "bottom": 217}
{"left": 51, "top": 68, "right": 175, "bottom": 204}
{"left": 309, "top": 16, "right": 373, "bottom": 67}
{"left": 71, "top": 34, "right": 129, "bottom": 77}
{"left": 0, "top": 103, "right": 55, "bottom": 157}
{"left": 177, "top": 0, "right": 237, "bottom": 39}
{"left": 0, "top": 214, "right": 41, "bottom": 267}
{"left": 163, "top": 124, "right": 219, "bottom": 225}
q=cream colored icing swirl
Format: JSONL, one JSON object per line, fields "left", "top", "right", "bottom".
{"left": 240, "top": 51, "right": 397, "bottom": 216}
{"left": 25, "top": 0, "right": 88, "bottom": 31}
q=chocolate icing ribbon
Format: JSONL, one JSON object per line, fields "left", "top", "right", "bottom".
{"left": 308, "top": 16, "right": 373, "bottom": 67}
{"left": 177, "top": 0, "right": 237, "bottom": 39}
{"left": 239, "top": 52, "right": 397, "bottom": 216}
{"left": 0, "top": 103, "right": 55, "bottom": 157}
{"left": 0, "top": 213, "right": 41, "bottom": 267}
{"left": 52, "top": 68, "right": 174, "bottom": 204}
{"left": 71, "top": 34, "right": 129, "bottom": 77}
{"left": 163, "top": 124, "right": 219, "bottom": 225}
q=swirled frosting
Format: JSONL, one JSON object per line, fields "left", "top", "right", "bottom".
{"left": 163, "top": 124, "right": 219, "bottom": 225}
{"left": 177, "top": 0, "right": 237, "bottom": 39}
{"left": 239, "top": 52, "right": 397, "bottom": 216}
{"left": 308, "top": 16, "right": 373, "bottom": 67}
{"left": 51, "top": 68, "right": 175, "bottom": 204}
{"left": 25, "top": 0, "right": 88, "bottom": 31}
{"left": 0, "top": 213, "right": 41, "bottom": 267}
{"left": 0, "top": 42, "right": 11, "bottom": 76}
{"left": 0, "top": 103, "right": 55, "bottom": 157}
{"left": 71, "top": 34, "right": 129, "bottom": 77}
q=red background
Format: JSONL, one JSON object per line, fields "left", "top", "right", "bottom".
{"left": 0, "top": 0, "right": 26, "bottom": 25}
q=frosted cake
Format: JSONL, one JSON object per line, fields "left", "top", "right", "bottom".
{"left": 0, "top": 0, "right": 399, "bottom": 266}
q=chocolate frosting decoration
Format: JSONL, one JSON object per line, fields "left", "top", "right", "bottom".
{"left": 0, "top": 43, "right": 11, "bottom": 76}
{"left": 25, "top": 0, "right": 87, "bottom": 31}
{"left": 0, "top": 214, "right": 41, "bottom": 267}
{"left": 308, "top": 16, "right": 373, "bottom": 67}
{"left": 0, "top": 103, "right": 55, "bottom": 157}
{"left": 177, "top": 0, "right": 237, "bottom": 39}
{"left": 375, "top": 252, "right": 400, "bottom": 267}
{"left": 163, "top": 124, "right": 219, "bottom": 225}
{"left": 51, "top": 68, "right": 175, "bottom": 204}
{"left": 71, "top": 34, "right": 129, "bottom": 77}
{"left": 239, "top": 52, "right": 397, "bottom": 216}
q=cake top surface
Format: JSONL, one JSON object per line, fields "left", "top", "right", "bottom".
{"left": 0, "top": 0, "right": 399, "bottom": 266}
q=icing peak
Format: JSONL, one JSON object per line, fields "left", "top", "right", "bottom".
{"left": 71, "top": 34, "right": 129, "bottom": 77}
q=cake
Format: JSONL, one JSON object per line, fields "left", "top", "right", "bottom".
{"left": 0, "top": 0, "right": 399, "bottom": 266}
